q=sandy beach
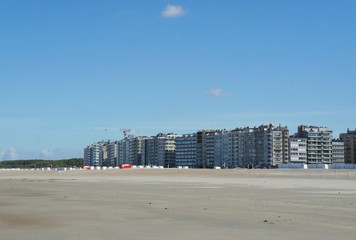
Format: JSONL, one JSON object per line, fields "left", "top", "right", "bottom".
{"left": 1, "top": 168, "right": 356, "bottom": 240}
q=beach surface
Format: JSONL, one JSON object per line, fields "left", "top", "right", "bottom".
{"left": 1, "top": 168, "right": 356, "bottom": 240}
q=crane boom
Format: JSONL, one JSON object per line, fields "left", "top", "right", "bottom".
{"left": 120, "top": 129, "right": 139, "bottom": 138}
{"left": 92, "top": 127, "right": 139, "bottom": 139}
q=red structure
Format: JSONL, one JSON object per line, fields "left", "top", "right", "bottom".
{"left": 119, "top": 164, "right": 132, "bottom": 169}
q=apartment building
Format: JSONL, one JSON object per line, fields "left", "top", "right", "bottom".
{"left": 238, "top": 127, "right": 258, "bottom": 168}
{"left": 143, "top": 133, "right": 181, "bottom": 167}
{"left": 332, "top": 139, "right": 345, "bottom": 164}
{"left": 84, "top": 124, "right": 351, "bottom": 168}
{"left": 340, "top": 129, "right": 356, "bottom": 164}
{"left": 176, "top": 130, "right": 232, "bottom": 169}
{"left": 196, "top": 130, "right": 212, "bottom": 168}
{"left": 84, "top": 141, "right": 108, "bottom": 167}
{"left": 214, "top": 130, "right": 230, "bottom": 168}
{"left": 175, "top": 133, "right": 197, "bottom": 168}
{"left": 117, "top": 138, "right": 124, "bottom": 165}
{"left": 84, "top": 144, "right": 96, "bottom": 166}
{"left": 144, "top": 133, "right": 166, "bottom": 166}
{"left": 84, "top": 137, "right": 150, "bottom": 167}
{"left": 100, "top": 142, "right": 109, "bottom": 166}
{"left": 165, "top": 134, "right": 181, "bottom": 167}
{"left": 256, "top": 124, "right": 289, "bottom": 167}
{"left": 297, "top": 125, "right": 333, "bottom": 164}
{"left": 107, "top": 141, "right": 119, "bottom": 166}
{"left": 127, "top": 136, "right": 138, "bottom": 165}
{"left": 136, "top": 136, "right": 150, "bottom": 166}
{"left": 227, "top": 129, "right": 240, "bottom": 168}
{"left": 289, "top": 137, "right": 307, "bottom": 163}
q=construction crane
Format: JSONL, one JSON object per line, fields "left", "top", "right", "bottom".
{"left": 92, "top": 127, "right": 139, "bottom": 139}
{"left": 120, "top": 128, "right": 139, "bottom": 138}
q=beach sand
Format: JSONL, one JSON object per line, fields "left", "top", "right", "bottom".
{"left": 1, "top": 168, "right": 356, "bottom": 240}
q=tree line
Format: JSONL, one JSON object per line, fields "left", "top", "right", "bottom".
{"left": 0, "top": 158, "right": 83, "bottom": 168}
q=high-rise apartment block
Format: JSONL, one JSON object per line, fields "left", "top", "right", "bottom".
{"left": 297, "top": 125, "right": 333, "bottom": 164}
{"left": 142, "top": 133, "right": 181, "bottom": 167}
{"left": 196, "top": 130, "right": 229, "bottom": 168}
{"left": 340, "top": 129, "right": 356, "bottom": 164}
{"left": 175, "top": 133, "right": 197, "bottom": 168}
{"left": 85, "top": 124, "right": 356, "bottom": 168}
{"left": 289, "top": 137, "right": 307, "bottom": 163}
{"left": 175, "top": 125, "right": 289, "bottom": 168}
{"left": 107, "top": 141, "right": 119, "bottom": 166}
{"left": 256, "top": 124, "right": 289, "bottom": 167}
{"left": 238, "top": 127, "right": 258, "bottom": 168}
{"left": 332, "top": 139, "right": 345, "bottom": 164}
{"left": 214, "top": 130, "right": 230, "bottom": 168}
{"left": 84, "top": 141, "right": 110, "bottom": 167}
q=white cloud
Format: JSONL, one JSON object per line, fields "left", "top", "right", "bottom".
{"left": 2, "top": 148, "right": 20, "bottom": 160}
{"left": 205, "top": 88, "right": 230, "bottom": 97}
{"left": 0, "top": 148, "right": 82, "bottom": 161}
{"left": 37, "top": 148, "right": 82, "bottom": 160}
{"left": 38, "top": 149, "right": 55, "bottom": 159}
{"left": 161, "top": 5, "right": 186, "bottom": 18}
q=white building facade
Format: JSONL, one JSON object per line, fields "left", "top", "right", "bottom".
{"left": 289, "top": 137, "right": 307, "bottom": 163}
{"left": 332, "top": 140, "right": 345, "bottom": 164}
{"left": 297, "top": 125, "right": 333, "bottom": 164}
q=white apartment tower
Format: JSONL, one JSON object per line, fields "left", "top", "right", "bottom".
{"left": 332, "top": 139, "right": 345, "bottom": 164}
{"left": 289, "top": 137, "right": 307, "bottom": 163}
{"left": 297, "top": 125, "right": 333, "bottom": 164}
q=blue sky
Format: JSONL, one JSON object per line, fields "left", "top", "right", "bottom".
{"left": 1, "top": 0, "right": 355, "bottom": 160}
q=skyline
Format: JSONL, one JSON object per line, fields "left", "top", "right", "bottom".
{"left": 1, "top": 1, "right": 356, "bottom": 160}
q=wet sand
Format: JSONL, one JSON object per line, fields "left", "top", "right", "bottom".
{"left": 1, "top": 169, "right": 356, "bottom": 240}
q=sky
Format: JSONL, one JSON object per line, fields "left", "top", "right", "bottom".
{"left": 1, "top": 0, "right": 356, "bottom": 160}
